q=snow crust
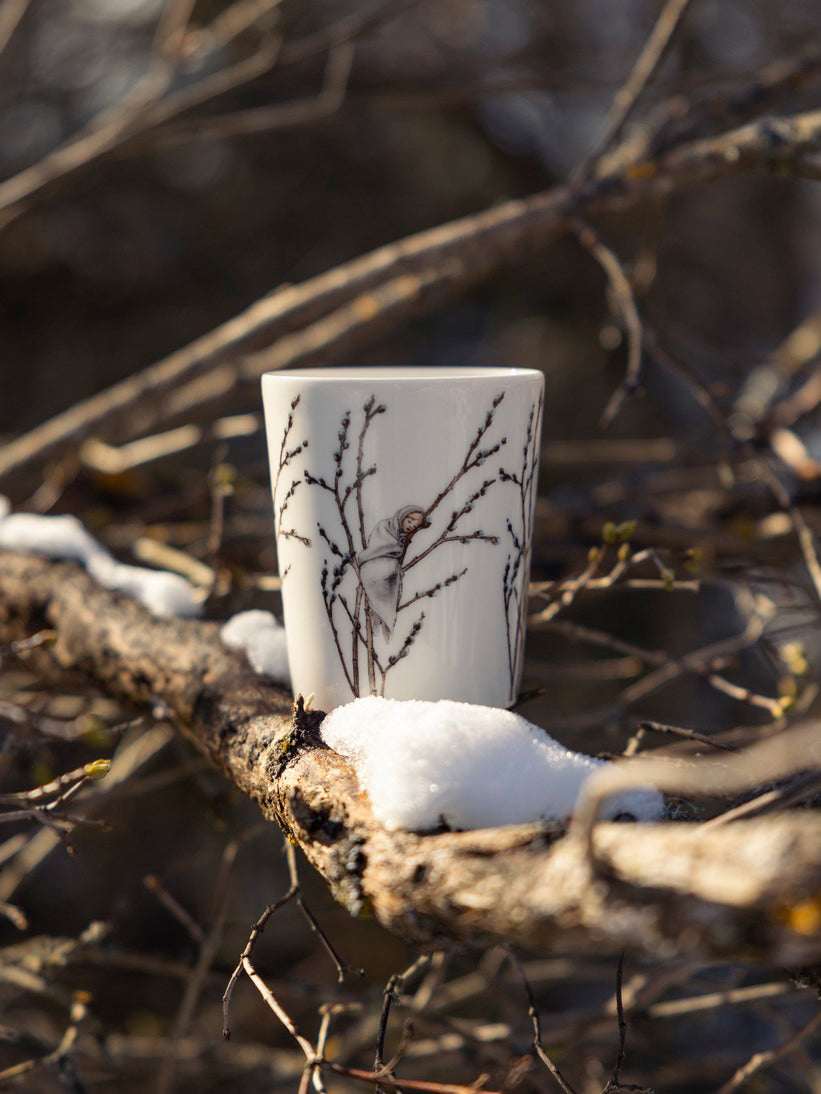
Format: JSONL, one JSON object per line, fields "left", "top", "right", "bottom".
{"left": 220, "top": 610, "right": 290, "bottom": 683}
{"left": 0, "top": 503, "right": 201, "bottom": 619}
{"left": 321, "top": 696, "right": 664, "bottom": 831}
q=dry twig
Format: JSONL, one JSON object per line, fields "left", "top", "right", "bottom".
{"left": 506, "top": 947, "right": 578, "bottom": 1094}
{"left": 573, "top": 0, "right": 695, "bottom": 180}
{"left": 568, "top": 219, "right": 643, "bottom": 426}
{"left": 0, "top": 0, "right": 31, "bottom": 60}
{"left": 715, "top": 1009, "right": 821, "bottom": 1094}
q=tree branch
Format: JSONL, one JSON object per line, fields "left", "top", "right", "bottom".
{"left": 2, "top": 107, "right": 820, "bottom": 495}
{"left": 0, "top": 552, "right": 819, "bottom": 966}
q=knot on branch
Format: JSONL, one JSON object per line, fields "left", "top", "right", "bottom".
{"left": 276, "top": 695, "right": 326, "bottom": 778}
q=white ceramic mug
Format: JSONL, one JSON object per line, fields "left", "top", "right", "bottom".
{"left": 262, "top": 367, "right": 544, "bottom": 711}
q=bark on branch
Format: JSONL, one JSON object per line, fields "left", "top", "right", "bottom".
{"left": 1, "top": 551, "right": 819, "bottom": 965}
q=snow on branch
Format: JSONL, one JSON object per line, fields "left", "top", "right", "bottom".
{"left": 0, "top": 502, "right": 202, "bottom": 618}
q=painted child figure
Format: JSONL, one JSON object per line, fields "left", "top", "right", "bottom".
{"left": 357, "top": 505, "right": 430, "bottom": 640}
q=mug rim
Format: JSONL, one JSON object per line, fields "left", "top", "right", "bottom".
{"left": 262, "top": 366, "right": 543, "bottom": 383}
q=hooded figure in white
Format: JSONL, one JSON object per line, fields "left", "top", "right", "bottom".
{"left": 357, "top": 505, "right": 430, "bottom": 640}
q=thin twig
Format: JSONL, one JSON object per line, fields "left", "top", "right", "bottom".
{"left": 153, "top": 0, "right": 198, "bottom": 58}
{"left": 569, "top": 219, "right": 643, "bottom": 426}
{"left": 182, "top": 0, "right": 284, "bottom": 60}
{"left": 607, "top": 954, "right": 628, "bottom": 1091}
{"left": 223, "top": 838, "right": 357, "bottom": 1042}
{"left": 528, "top": 545, "right": 698, "bottom": 621}
{"left": 536, "top": 607, "right": 782, "bottom": 720}
{"left": 505, "top": 947, "right": 578, "bottom": 1094}
{"left": 703, "top": 770, "right": 821, "bottom": 828}
{"left": 148, "top": 40, "right": 355, "bottom": 144}
{"left": 646, "top": 981, "right": 797, "bottom": 1019}
{"left": 625, "top": 720, "right": 738, "bottom": 756}
{"left": 156, "top": 831, "right": 261, "bottom": 1094}
{"left": 573, "top": 0, "right": 694, "bottom": 180}
{"left": 0, "top": 629, "right": 56, "bottom": 662}
{"left": 716, "top": 1009, "right": 821, "bottom": 1094}
{"left": 243, "top": 953, "right": 317, "bottom": 1059}
{"left": 0, "top": 995, "right": 88, "bottom": 1083}
{"left": 0, "top": 899, "right": 27, "bottom": 930}
{"left": 755, "top": 459, "right": 821, "bottom": 607}
{"left": 602, "top": 955, "right": 651, "bottom": 1092}
{"left": 222, "top": 882, "right": 298, "bottom": 1040}
{"left": 320, "top": 1061, "right": 502, "bottom": 1093}
{"left": 0, "top": 0, "right": 32, "bottom": 60}
{"left": 286, "top": 841, "right": 362, "bottom": 983}
{"left": 80, "top": 414, "right": 261, "bottom": 474}
{"left": 375, "top": 953, "right": 434, "bottom": 1084}
{"left": 143, "top": 874, "right": 206, "bottom": 945}
{"left": 0, "top": 760, "right": 109, "bottom": 805}
{"left": 644, "top": 327, "right": 821, "bottom": 606}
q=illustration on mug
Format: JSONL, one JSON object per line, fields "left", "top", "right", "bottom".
{"left": 500, "top": 391, "right": 543, "bottom": 697}
{"left": 272, "top": 389, "right": 540, "bottom": 701}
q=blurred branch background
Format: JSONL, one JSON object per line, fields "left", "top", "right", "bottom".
{"left": 0, "top": 0, "right": 819, "bottom": 1090}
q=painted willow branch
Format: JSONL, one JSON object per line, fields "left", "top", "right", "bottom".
{"left": 0, "top": 551, "right": 819, "bottom": 966}
{"left": 289, "top": 393, "right": 502, "bottom": 698}
{"left": 1, "top": 107, "right": 820, "bottom": 495}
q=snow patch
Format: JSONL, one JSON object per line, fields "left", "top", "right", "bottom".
{"left": 220, "top": 610, "right": 290, "bottom": 684}
{"left": 0, "top": 511, "right": 104, "bottom": 565}
{"left": 0, "top": 505, "right": 201, "bottom": 618}
{"left": 96, "top": 561, "right": 202, "bottom": 620}
{"left": 321, "top": 696, "right": 664, "bottom": 832}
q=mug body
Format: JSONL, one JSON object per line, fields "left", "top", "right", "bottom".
{"left": 262, "top": 367, "right": 544, "bottom": 711}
